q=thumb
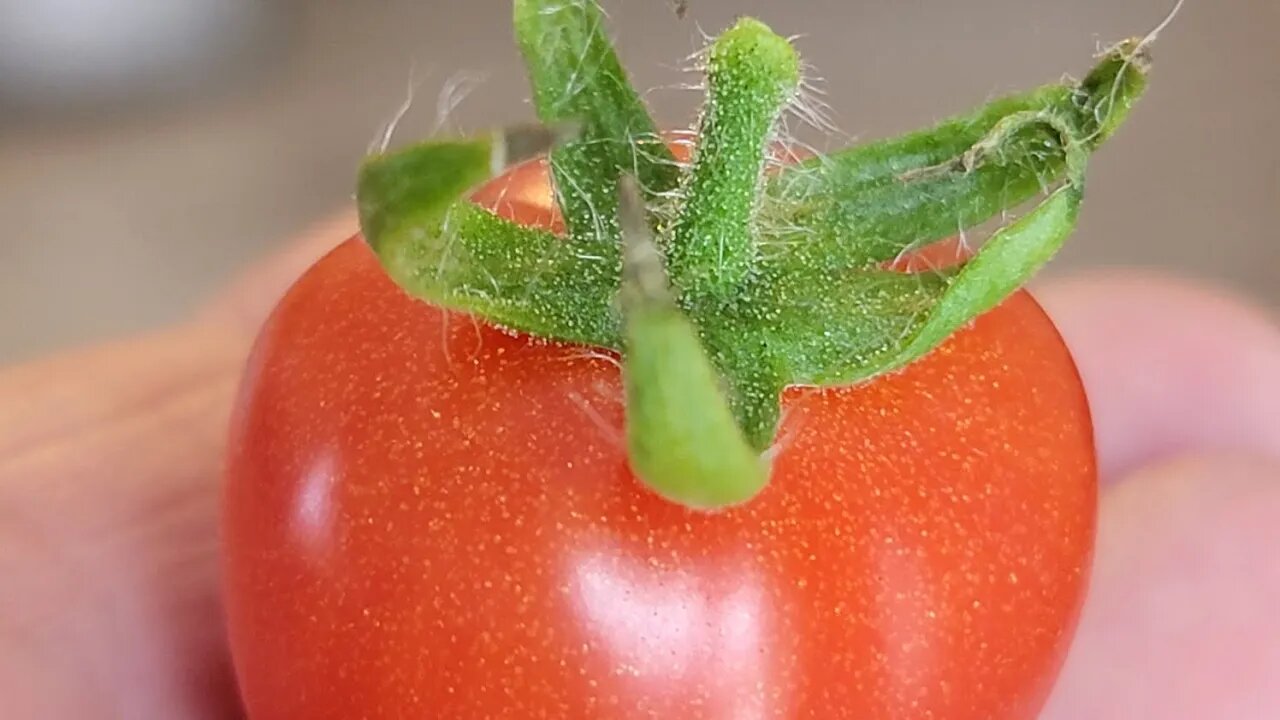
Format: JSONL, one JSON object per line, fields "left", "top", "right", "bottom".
{"left": 1035, "top": 272, "right": 1280, "bottom": 482}
{"left": 1040, "top": 453, "right": 1280, "bottom": 719}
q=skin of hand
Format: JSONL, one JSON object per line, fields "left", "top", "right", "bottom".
{"left": 1, "top": 213, "right": 1277, "bottom": 719}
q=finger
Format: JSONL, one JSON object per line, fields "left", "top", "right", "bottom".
{"left": 1040, "top": 453, "right": 1280, "bottom": 719}
{"left": 1035, "top": 272, "right": 1280, "bottom": 483}
{"left": 0, "top": 325, "right": 245, "bottom": 719}
{"left": 0, "top": 207, "right": 351, "bottom": 719}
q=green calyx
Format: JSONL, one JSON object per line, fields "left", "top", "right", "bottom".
{"left": 356, "top": 0, "right": 1153, "bottom": 510}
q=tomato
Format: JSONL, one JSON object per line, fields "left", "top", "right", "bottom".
{"left": 223, "top": 156, "right": 1096, "bottom": 719}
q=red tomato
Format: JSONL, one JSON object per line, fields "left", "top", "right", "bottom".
{"left": 223, "top": 155, "right": 1096, "bottom": 719}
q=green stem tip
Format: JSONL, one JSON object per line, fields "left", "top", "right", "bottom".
{"left": 356, "top": 2, "right": 1154, "bottom": 510}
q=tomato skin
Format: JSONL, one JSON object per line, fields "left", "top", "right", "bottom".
{"left": 223, "top": 162, "right": 1095, "bottom": 719}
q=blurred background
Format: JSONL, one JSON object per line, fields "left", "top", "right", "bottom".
{"left": 0, "top": 0, "right": 1275, "bottom": 364}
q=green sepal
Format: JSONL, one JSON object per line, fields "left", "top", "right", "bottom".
{"left": 759, "top": 183, "right": 1083, "bottom": 388}
{"left": 667, "top": 18, "right": 800, "bottom": 302}
{"left": 735, "top": 268, "right": 951, "bottom": 387}
{"left": 513, "top": 0, "right": 679, "bottom": 242}
{"left": 746, "top": 105, "right": 1090, "bottom": 387}
{"left": 618, "top": 177, "right": 769, "bottom": 509}
{"left": 871, "top": 184, "right": 1083, "bottom": 377}
{"left": 358, "top": 134, "right": 623, "bottom": 347}
{"left": 375, "top": 202, "right": 622, "bottom": 347}
{"left": 358, "top": 136, "right": 495, "bottom": 248}
{"left": 1076, "top": 39, "right": 1151, "bottom": 144}
{"left": 761, "top": 41, "right": 1147, "bottom": 269}
{"left": 623, "top": 306, "right": 772, "bottom": 509}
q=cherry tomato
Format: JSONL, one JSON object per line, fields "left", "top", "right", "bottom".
{"left": 223, "top": 156, "right": 1095, "bottom": 719}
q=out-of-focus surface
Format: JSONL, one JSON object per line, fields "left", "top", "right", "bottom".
{"left": 0, "top": 0, "right": 1276, "bottom": 363}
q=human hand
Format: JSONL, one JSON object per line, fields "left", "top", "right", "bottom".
{"left": 2, "top": 215, "right": 1277, "bottom": 719}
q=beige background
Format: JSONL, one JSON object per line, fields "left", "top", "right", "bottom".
{"left": 1, "top": 0, "right": 1276, "bottom": 364}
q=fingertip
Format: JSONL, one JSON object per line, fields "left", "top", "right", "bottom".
{"left": 1035, "top": 271, "right": 1280, "bottom": 482}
